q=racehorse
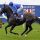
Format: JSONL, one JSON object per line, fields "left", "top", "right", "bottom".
{"left": 0, "top": 4, "right": 40, "bottom": 35}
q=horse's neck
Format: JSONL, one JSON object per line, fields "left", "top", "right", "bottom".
{"left": 4, "top": 5, "right": 13, "bottom": 18}
{"left": 6, "top": 12, "right": 13, "bottom": 18}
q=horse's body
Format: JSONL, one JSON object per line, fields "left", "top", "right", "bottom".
{"left": 0, "top": 4, "right": 39, "bottom": 35}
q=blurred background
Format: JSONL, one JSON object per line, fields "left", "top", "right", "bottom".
{"left": 0, "top": 0, "right": 40, "bottom": 23}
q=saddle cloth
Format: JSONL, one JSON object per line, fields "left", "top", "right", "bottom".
{"left": 13, "top": 14, "right": 24, "bottom": 21}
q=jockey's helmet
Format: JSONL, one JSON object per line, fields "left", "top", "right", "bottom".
{"left": 9, "top": 2, "right": 13, "bottom": 6}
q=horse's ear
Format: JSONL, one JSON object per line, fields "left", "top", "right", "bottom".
{"left": 3, "top": 4, "right": 7, "bottom": 8}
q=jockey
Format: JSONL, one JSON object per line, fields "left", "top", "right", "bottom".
{"left": 9, "top": 2, "right": 21, "bottom": 13}
{"left": 9, "top": 2, "right": 17, "bottom": 13}
{"left": 9, "top": 2, "right": 23, "bottom": 19}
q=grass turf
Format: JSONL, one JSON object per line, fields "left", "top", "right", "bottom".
{"left": 0, "top": 23, "right": 40, "bottom": 40}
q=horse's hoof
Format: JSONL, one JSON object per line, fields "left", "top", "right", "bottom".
{"left": 10, "top": 32, "right": 19, "bottom": 35}
{"left": 15, "top": 33, "right": 19, "bottom": 35}
{"left": 21, "top": 34, "right": 23, "bottom": 36}
{"left": 14, "top": 33, "right": 19, "bottom": 35}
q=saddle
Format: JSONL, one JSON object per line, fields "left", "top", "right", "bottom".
{"left": 14, "top": 13, "right": 23, "bottom": 21}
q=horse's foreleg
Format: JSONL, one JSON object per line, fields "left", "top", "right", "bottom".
{"left": 10, "top": 25, "right": 18, "bottom": 35}
{"left": 26, "top": 25, "right": 32, "bottom": 34}
{"left": 5, "top": 24, "right": 10, "bottom": 34}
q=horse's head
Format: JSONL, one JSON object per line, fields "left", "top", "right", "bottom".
{"left": 0, "top": 4, "right": 6, "bottom": 16}
{"left": 0, "top": 4, "right": 13, "bottom": 15}
{"left": 1, "top": 4, "right": 13, "bottom": 13}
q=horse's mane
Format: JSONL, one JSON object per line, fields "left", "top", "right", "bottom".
{"left": 1, "top": 4, "right": 13, "bottom": 13}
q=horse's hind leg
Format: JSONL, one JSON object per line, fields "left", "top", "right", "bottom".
{"left": 5, "top": 24, "right": 10, "bottom": 34}
{"left": 26, "top": 25, "right": 32, "bottom": 34}
{"left": 21, "top": 23, "right": 28, "bottom": 35}
{"left": 10, "top": 25, "right": 18, "bottom": 35}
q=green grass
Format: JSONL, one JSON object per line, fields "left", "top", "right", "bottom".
{"left": 0, "top": 23, "right": 40, "bottom": 40}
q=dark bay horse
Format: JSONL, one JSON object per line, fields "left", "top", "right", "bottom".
{"left": 0, "top": 4, "right": 40, "bottom": 35}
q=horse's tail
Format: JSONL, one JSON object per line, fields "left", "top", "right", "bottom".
{"left": 36, "top": 17, "right": 40, "bottom": 24}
